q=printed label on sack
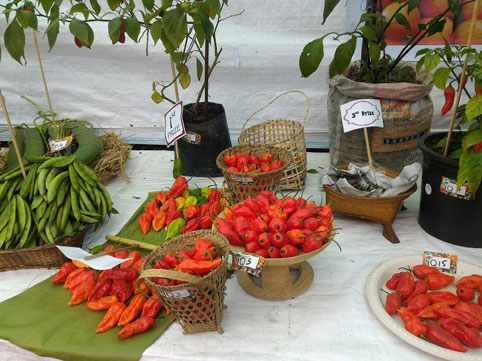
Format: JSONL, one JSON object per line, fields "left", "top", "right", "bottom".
{"left": 164, "top": 101, "right": 186, "bottom": 147}
{"left": 340, "top": 99, "right": 384, "bottom": 133}
{"left": 231, "top": 175, "right": 254, "bottom": 183}
{"left": 232, "top": 252, "right": 266, "bottom": 277}
{"left": 183, "top": 132, "right": 201, "bottom": 145}
{"left": 439, "top": 176, "right": 473, "bottom": 200}
{"left": 163, "top": 288, "right": 197, "bottom": 299}
{"left": 423, "top": 251, "right": 457, "bottom": 274}
{"left": 371, "top": 100, "right": 432, "bottom": 153}
{"left": 49, "top": 136, "right": 73, "bottom": 153}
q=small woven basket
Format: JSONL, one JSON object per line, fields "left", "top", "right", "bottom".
{"left": 216, "top": 144, "right": 292, "bottom": 203}
{"left": 0, "top": 227, "right": 87, "bottom": 271}
{"left": 139, "top": 230, "right": 230, "bottom": 334}
{"left": 238, "top": 91, "right": 309, "bottom": 191}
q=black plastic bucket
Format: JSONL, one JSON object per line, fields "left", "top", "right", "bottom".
{"left": 418, "top": 133, "right": 482, "bottom": 248}
{"left": 178, "top": 102, "right": 232, "bottom": 177}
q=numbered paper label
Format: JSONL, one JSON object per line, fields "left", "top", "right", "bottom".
{"left": 163, "top": 288, "right": 196, "bottom": 299}
{"left": 49, "top": 136, "right": 73, "bottom": 153}
{"left": 340, "top": 99, "right": 383, "bottom": 133}
{"left": 164, "top": 101, "right": 186, "bottom": 147}
{"left": 423, "top": 251, "right": 457, "bottom": 274}
{"left": 440, "top": 176, "right": 473, "bottom": 201}
{"left": 234, "top": 252, "right": 259, "bottom": 269}
{"left": 232, "top": 176, "right": 254, "bottom": 183}
{"left": 183, "top": 132, "right": 201, "bottom": 145}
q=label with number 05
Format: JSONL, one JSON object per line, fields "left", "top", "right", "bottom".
{"left": 234, "top": 252, "right": 259, "bottom": 269}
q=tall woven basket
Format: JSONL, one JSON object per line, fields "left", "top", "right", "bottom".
{"left": 216, "top": 144, "right": 292, "bottom": 203}
{"left": 238, "top": 91, "right": 309, "bottom": 190}
{"left": 139, "top": 230, "right": 230, "bottom": 335}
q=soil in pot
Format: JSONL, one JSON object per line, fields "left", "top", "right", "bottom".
{"left": 178, "top": 102, "right": 232, "bottom": 177}
{"left": 418, "top": 133, "right": 482, "bottom": 248}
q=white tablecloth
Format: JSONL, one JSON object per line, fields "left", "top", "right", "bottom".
{"left": 0, "top": 151, "right": 479, "bottom": 361}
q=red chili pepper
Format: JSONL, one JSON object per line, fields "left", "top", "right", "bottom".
{"left": 144, "top": 200, "right": 159, "bottom": 218}
{"left": 268, "top": 218, "right": 287, "bottom": 233}
{"left": 416, "top": 302, "right": 449, "bottom": 320}
{"left": 426, "top": 273, "right": 455, "bottom": 290}
{"left": 103, "top": 267, "right": 139, "bottom": 281}
{"left": 267, "top": 246, "right": 280, "bottom": 258}
{"left": 233, "top": 217, "right": 251, "bottom": 235}
{"left": 110, "top": 279, "right": 134, "bottom": 303}
{"left": 454, "top": 302, "right": 482, "bottom": 324}
{"left": 386, "top": 272, "right": 405, "bottom": 290}
{"left": 438, "top": 317, "right": 482, "bottom": 348}
{"left": 166, "top": 210, "right": 182, "bottom": 226}
{"left": 69, "top": 279, "right": 97, "bottom": 306}
{"left": 87, "top": 295, "right": 119, "bottom": 311}
{"left": 251, "top": 216, "right": 268, "bottom": 233}
{"left": 427, "top": 291, "right": 459, "bottom": 306}
{"left": 316, "top": 205, "right": 332, "bottom": 220}
{"left": 434, "top": 307, "right": 481, "bottom": 329}
{"left": 88, "top": 278, "right": 113, "bottom": 302}
{"left": 184, "top": 205, "right": 201, "bottom": 219}
{"left": 475, "top": 141, "right": 482, "bottom": 152}
{"left": 200, "top": 203, "right": 211, "bottom": 216}
{"left": 155, "top": 191, "right": 167, "bottom": 204}
{"left": 403, "top": 280, "right": 429, "bottom": 306}
{"left": 194, "top": 246, "right": 218, "bottom": 261}
{"left": 475, "top": 78, "right": 482, "bottom": 95}
{"left": 139, "top": 213, "right": 153, "bottom": 235}
{"left": 152, "top": 212, "right": 167, "bottom": 232}
{"left": 183, "top": 218, "right": 200, "bottom": 234}
{"left": 244, "top": 198, "right": 261, "bottom": 214}
{"left": 280, "top": 197, "right": 297, "bottom": 216}
{"left": 198, "top": 214, "right": 213, "bottom": 229}
{"left": 456, "top": 274, "right": 482, "bottom": 289}
{"left": 385, "top": 293, "right": 402, "bottom": 315}
{"left": 164, "top": 252, "right": 181, "bottom": 267}
{"left": 286, "top": 229, "right": 305, "bottom": 246}
{"left": 217, "top": 225, "right": 244, "bottom": 246}
{"left": 396, "top": 272, "right": 415, "bottom": 300}
{"left": 301, "top": 217, "right": 320, "bottom": 231}
{"left": 257, "top": 233, "right": 271, "bottom": 249}
{"left": 120, "top": 251, "right": 141, "bottom": 269}
{"left": 398, "top": 309, "right": 426, "bottom": 337}
{"left": 425, "top": 321, "right": 468, "bottom": 352}
{"left": 457, "top": 285, "right": 476, "bottom": 302}
{"left": 52, "top": 262, "right": 78, "bottom": 285}
{"left": 66, "top": 269, "right": 97, "bottom": 293}
{"left": 209, "top": 200, "right": 220, "bottom": 217}
{"left": 232, "top": 205, "right": 256, "bottom": 219}
{"left": 267, "top": 205, "right": 288, "bottom": 222}
{"left": 224, "top": 154, "right": 237, "bottom": 168}
{"left": 245, "top": 241, "right": 260, "bottom": 254}
{"left": 280, "top": 244, "right": 299, "bottom": 258}
{"left": 177, "top": 258, "right": 222, "bottom": 276}
{"left": 271, "top": 232, "right": 288, "bottom": 248}
{"left": 301, "top": 234, "right": 324, "bottom": 253}
{"left": 254, "top": 195, "right": 270, "bottom": 214}
{"left": 406, "top": 294, "right": 431, "bottom": 315}
{"left": 441, "top": 86, "right": 455, "bottom": 116}
{"left": 412, "top": 264, "right": 442, "bottom": 279}
{"left": 96, "top": 302, "right": 127, "bottom": 333}
{"left": 141, "top": 296, "right": 163, "bottom": 319}
{"left": 255, "top": 248, "right": 269, "bottom": 258}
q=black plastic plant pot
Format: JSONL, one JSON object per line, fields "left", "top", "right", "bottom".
{"left": 178, "top": 102, "right": 232, "bottom": 177}
{"left": 418, "top": 133, "right": 482, "bottom": 248}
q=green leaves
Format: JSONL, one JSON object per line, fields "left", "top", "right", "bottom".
{"left": 457, "top": 150, "right": 482, "bottom": 196}
{"left": 69, "top": 19, "right": 94, "bottom": 48}
{"left": 423, "top": 53, "right": 440, "bottom": 74}
{"left": 433, "top": 67, "right": 451, "bottom": 90}
{"left": 177, "top": 64, "right": 191, "bottom": 89}
{"left": 196, "top": 58, "right": 203, "bottom": 81}
{"left": 108, "top": 18, "right": 121, "bottom": 44}
{"left": 322, "top": 0, "right": 341, "bottom": 25}
{"left": 70, "top": 3, "right": 90, "bottom": 21}
{"left": 150, "top": 20, "right": 162, "bottom": 45}
{"left": 329, "top": 35, "right": 356, "bottom": 78}
{"left": 124, "top": 18, "right": 141, "bottom": 42}
{"left": 161, "top": 8, "right": 187, "bottom": 53}
{"left": 107, "top": 0, "right": 121, "bottom": 11}
{"left": 46, "top": 18, "right": 59, "bottom": 50}
{"left": 89, "top": 0, "right": 101, "bottom": 15}
{"left": 299, "top": 37, "right": 324, "bottom": 78}
{"left": 151, "top": 91, "right": 163, "bottom": 104}
{"left": 466, "top": 95, "right": 482, "bottom": 120}
{"left": 40, "top": 0, "right": 55, "bottom": 14}
{"left": 16, "top": 10, "right": 38, "bottom": 31}
{"left": 4, "top": 18, "right": 25, "bottom": 64}
{"left": 462, "top": 130, "right": 482, "bottom": 151}
{"left": 142, "top": 0, "right": 155, "bottom": 12}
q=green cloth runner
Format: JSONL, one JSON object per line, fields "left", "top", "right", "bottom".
{"left": 0, "top": 192, "right": 176, "bottom": 361}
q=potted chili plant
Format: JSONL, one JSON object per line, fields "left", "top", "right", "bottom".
{"left": 1, "top": 0, "right": 236, "bottom": 177}
{"left": 416, "top": 45, "right": 482, "bottom": 247}
{"left": 298, "top": 0, "right": 475, "bottom": 173}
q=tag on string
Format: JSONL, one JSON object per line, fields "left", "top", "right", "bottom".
{"left": 164, "top": 101, "right": 186, "bottom": 147}
{"left": 49, "top": 136, "right": 73, "bottom": 153}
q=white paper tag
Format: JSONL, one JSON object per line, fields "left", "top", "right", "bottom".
{"left": 340, "top": 99, "right": 383, "bottom": 133}
{"left": 164, "top": 101, "right": 186, "bottom": 147}
{"left": 423, "top": 251, "right": 457, "bottom": 274}
{"left": 49, "top": 136, "right": 73, "bottom": 153}
{"left": 427, "top": 256, "right": 451, "bottom": 270}
{"left": 233, "top": 252, "right": 259, "bottom": 269}
{"left": 232, "top": 175, "right": 254, "bottom": 183}
{"left": 183, "top": 132, "right": 201, "bottom": 145}
{"left": 163, "top": 289, "right": 196, "bottom": 299}
{"left": 56, "top": 246, "right": 132, "bottom": 270}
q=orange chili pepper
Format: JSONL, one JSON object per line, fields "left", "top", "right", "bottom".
{"left": 118, "top": 294, "right": 147, "bottom": 326}
{"left": 87, "top": 295, "right": 119, "bottom": 311}
{"left": 152, "top": 212, "right": 167, "bottom": 232}
{"left": 69, "top": 279, "right": 96, "bottom": 306}
{"left": 96, "top": 302, "right": 127, "bottom": 333}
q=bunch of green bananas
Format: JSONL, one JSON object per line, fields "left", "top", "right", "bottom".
{"left": 0, "top": 155, "right": 115, "bottom": 249}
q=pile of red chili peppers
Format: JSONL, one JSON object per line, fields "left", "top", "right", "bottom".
{"left": 223, "top": 152, "right": 284, "bottom": 173}
{"left": 385, "top": 263, "right": 482, "bottom": 352}
{"left": 51, "top": 245, "right": 166, "bottom": 339}
{"left": 150, "top": 238, "right": 222, "bottom": 287}
{"left": 215, "top": 190, "right": 334, "bottom": 258}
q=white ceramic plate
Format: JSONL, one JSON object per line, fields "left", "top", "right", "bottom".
{"left": 366, "top": 254, "right": 482, "bottom": 361}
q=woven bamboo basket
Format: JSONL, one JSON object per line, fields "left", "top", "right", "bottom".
{"left": 139, "top": 230, "right": 230, "bottom": 334}
{"left": 238, "top": 91, "right": 309, "bottom": 191}
{"left": 0, "top": 227, "right": 87, "bottom": 271}
{"left": 324, "top": 169, "right": 417, "bottom": 244}
{"left": 216, "top": 144, "right": 292, "bottom": 204}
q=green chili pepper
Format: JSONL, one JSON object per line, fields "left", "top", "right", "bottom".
{"left": 201, "top": 186, "right": 210, "bottom": 198}
{"left": 89, "top": 244, "right": 106, "bottom": 254}
{"left": 184, "top": 196, "right": 198, "bottom": 207}
{"left": 165, "top": 218, "right": 186, "bottom": 240}
{"left": 173, "top": 158, "right": 183, "bottom": 179}
{"left": 190, "top": 188, "right": 202, "bottom": 197}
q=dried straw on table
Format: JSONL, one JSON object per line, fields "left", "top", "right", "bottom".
{"left": 93, "top": 131, "right": 132, "bottom": 184}
{"left": 0, "top": 152, "right": 7, "bottom": 171}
